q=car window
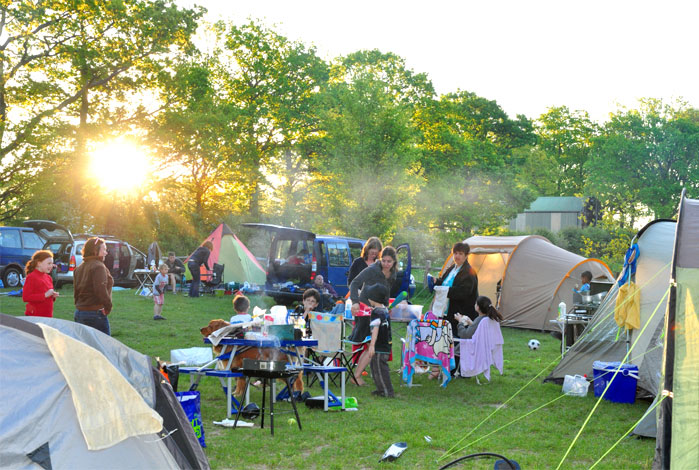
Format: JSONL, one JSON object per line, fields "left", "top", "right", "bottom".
{"left": 316, "top": 240, "right": 327, "bottom": 267}
{"left": 75, "top": 242, "right": 85, "bottom": 256}
{"left": 273, "top": 239, "right": 294, "bottom": 262}
{"left": 349, "top": 242, "right": 363, "bottom": 261}
{"left": 327, "top": 242, "right": 350, "bottom": 267}
{"left": 22, "top": 230, "right": 45, "bottom": 249}
{"left": 119, "top": 244, "right": 130, "bottom": 257}
{"left": 45, "top": 242, "right": 65, "bottom": 254}
{"left": 1, "top": 229, "right": 21, "bottom": 248}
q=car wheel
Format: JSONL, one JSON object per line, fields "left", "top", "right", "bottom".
{"left": 3, "top": 266, "right": 23, "bottom": 288}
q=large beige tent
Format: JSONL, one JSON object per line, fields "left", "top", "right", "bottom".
{"left": 441, "top": 235, "right": 614, "bottom": 331}
{"left": 498, "top": 236, "right": 614, "bottom": 331}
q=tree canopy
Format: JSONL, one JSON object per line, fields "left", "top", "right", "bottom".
{"left": 1, "top": 2, "right": 696, "bottom": 262}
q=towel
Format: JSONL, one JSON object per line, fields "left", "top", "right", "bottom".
{"left": 458, "top": 317, "right": 504, "bottom": 381}
{"left": 615, "top": 281, "right": 641, "bottom": 330}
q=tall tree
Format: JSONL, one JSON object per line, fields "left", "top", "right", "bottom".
{"left": 535, "top": 106, "right": 597, "bottom": 196}
{"left": 219, "top": 20, "right": 328, "bottom": 220}
{"left": 0, "top": 0, "right": 201, "bottom": 222}
{"left": 307, "top": 50, "right": 433, "bottom": 239}
{"left": 586, "top": 99, "right": 699, "bottom": 224}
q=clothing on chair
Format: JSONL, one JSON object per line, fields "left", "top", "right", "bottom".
{"left": 457, "top": 317, "right": 504, "bottom": 381}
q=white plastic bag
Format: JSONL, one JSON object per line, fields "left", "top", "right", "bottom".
{"left": 562, "top": 374, "right": 589, "bottom": 397}
{"left": 431, "top": 286, "right": 450, "bottom": 317}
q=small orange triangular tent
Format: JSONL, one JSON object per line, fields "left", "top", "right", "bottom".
{"left": 185, "top": 224, "right": 266, "bottom": 285}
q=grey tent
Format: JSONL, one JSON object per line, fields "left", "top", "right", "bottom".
{"left": 654, "top": 191, "right": 699, "bottom": 469}
{"left": 495, "top": 237, "right": 614, "bottom": 331}
{"left": 545, "top": 219, "right": 676, "bottom": 401}
{"left": 439, "top": 235, "right": 614, "bottom": 331}
{"left": 0, "top": 314, "right": 209, "bottom": 469}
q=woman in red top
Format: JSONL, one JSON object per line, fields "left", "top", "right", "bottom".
{"left": 22, "top": 250, "right": 59, "bottom": 317}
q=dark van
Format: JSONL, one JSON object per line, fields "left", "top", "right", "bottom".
{"left": 0, "top": 225, "right": 47, "bottom": 288}
{"left": 242, "top": 224, "right": 413, "bottom": 305}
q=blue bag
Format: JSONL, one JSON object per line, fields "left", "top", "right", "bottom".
{"left": 175, "top": 390, "right": 205, "bottom": 447}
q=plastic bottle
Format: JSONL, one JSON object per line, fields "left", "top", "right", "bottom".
{"left": 558, "top": 301, "right": 567, "bottom": 319}
{"left": 345, "top": 298, "right": 353, "bottom": 320}
{"left": 150, "top": 259, "right": 156, "bottom": 271}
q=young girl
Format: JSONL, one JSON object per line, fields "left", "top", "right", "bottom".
{"left": 23, "top": 250, "right": 59, "bottom": 317}
{"left": 152, "top": 263, "right": 169, "bottom": 320}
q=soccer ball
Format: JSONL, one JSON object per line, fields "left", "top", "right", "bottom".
{"left": 528, "top": 339, "right": 541, "bottom": 350}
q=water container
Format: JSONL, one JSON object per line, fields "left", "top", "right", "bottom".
{"left": 345, "top": 298, "right": 353, "bottom": 320}
{"left": 558, "top": 301, "right": 567, "bottom": 319}
{"left": 562, "top": 374, "right": 589, "bottom": 397}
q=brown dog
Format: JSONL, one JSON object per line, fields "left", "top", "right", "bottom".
{"left": 200, "top": 319, "right": 304, "bottom": 397}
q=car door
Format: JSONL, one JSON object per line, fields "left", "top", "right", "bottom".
{"left": 392, "top": 244, "right": 412, "bottom": 298}
{"left": 325, "top": 240, "right": 351, "bottom": 296}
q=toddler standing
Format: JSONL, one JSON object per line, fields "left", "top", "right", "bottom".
{"left": 153, "top": 263, "right": 169, "bottom": 320}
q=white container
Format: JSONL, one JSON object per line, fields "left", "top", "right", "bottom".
{"left": 562, "top": 374, "right": 589, "bottom": 397}
{"left": 558, "top": 301, "right": 567, "bottom": 319}
{"left": 345, "top": 298, "right": 353, "bottom": 319}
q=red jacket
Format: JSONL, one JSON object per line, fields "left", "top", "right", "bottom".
{"left": 22, "top": 270, "right": 55, "bottom": 317}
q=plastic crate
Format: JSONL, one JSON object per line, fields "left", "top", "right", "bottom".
{"left": 592, "top": 361, "right": 638, "bottom": 404}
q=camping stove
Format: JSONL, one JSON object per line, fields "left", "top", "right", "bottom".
{"left": 241, "top": 358, "right": 300, "bottom": 379}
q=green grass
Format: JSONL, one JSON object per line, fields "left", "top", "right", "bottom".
{"left": 0, "top": 286, "right": 655, "bottom": 469}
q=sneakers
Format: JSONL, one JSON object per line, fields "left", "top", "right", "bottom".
{"left": 153, "top": 315, "right": 166, "bottom": 320}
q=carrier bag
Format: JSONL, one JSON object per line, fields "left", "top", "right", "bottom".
{"left": 175, "top": 391, "right": 206, "bottom": 447}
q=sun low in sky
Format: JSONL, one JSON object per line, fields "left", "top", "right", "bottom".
{"left": 89, "top": 140, "right": 152, "bottom": 194}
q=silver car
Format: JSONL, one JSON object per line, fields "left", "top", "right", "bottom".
{"left": 25, "top": 221, "right": 147, "bottom": 288}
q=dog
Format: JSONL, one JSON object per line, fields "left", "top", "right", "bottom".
{"left": 200, "top": 319, "right": 304, "bottom": 397}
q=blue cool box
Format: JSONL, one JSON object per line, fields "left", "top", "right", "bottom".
{"left": 592, "top": 361, "right": 639, "bottom": 404}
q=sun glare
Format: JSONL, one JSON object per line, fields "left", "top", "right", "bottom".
{"left": 89, "top": 140, "right": 151, "bottom": 194}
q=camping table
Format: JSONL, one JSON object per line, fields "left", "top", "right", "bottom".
{"left": 199, "top": 337, "right": 348, "bottom": 411}
{"left": 549, "top": 315, "right": 591, "bottom": 357}
{"left": 134, "top": 269, "right": 155, "bottom": 296}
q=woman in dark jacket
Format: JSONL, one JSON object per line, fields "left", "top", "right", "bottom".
{"left": 349, "top": 246, "right": 397, "bottom": 316}
{"left": 347, "top": 237, "right": 382, "bottom": 287}
{"left": 187, "top": 241, "right": 213, "bottom": 298}
{"left": 435, "top": 241, "right": 479, "bottom": 338}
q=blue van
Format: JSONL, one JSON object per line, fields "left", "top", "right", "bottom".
{"left": 242, "top": 224, "right": 413, "bottom": 306}
{"left": 0, "top": 225, "right": 46, "bottom": 287}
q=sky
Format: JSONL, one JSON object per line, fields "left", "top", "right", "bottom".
{"left": 177, "top": 0, "right": 698, "bottom": 123}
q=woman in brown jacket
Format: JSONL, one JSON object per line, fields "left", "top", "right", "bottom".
{"left": 73, "top": 237, "right": 114, "bottom": 335}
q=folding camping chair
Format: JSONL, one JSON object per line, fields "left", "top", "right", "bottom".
{"left": 201, "top": 263, "right": 224, "bottom": 294}
{"left": 343, "top": 315, "right": 373, "bottom": 383}
{"left": 306, "top": 312, "right": 355, "bottom": 388}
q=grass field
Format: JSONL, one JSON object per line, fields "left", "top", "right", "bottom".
{"left": 0, "top": 285, "right": 656, "bottom": 469}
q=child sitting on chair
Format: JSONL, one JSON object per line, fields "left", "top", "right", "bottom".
{"left": 363, "top": 283, "right": 394, "bottom": 398}
{"left": 152, "top": 264, "right": 170, "bottom": 320}
{"left": 291, "top": 288, "right": 320, "bottom": 337}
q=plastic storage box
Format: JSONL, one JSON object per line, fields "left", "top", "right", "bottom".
{"left": 592, "top": 361, "right": 639, "bottom": 403}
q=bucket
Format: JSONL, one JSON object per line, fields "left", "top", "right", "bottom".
{"left": 592, "top": 361, "right": 638, "bottom": 403}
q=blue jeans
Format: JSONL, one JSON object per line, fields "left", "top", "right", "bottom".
{"left": 188, "top": 262, "right": 201, "bottom": 297}
{"left": 74, "top": 310, "right": 111, "bottom": 336}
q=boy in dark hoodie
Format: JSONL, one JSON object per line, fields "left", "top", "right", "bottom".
{"left": 364, "top": 284, "right": 394, "bottom": 398}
